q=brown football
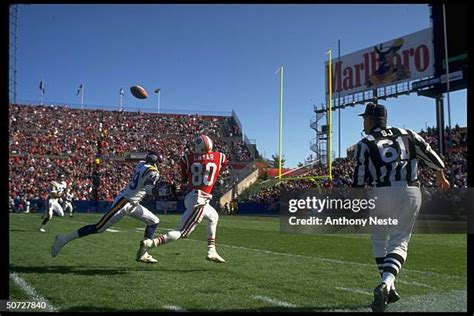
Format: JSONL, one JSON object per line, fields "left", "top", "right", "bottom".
{"left": 130, "top": 85, "right": 148, "bottom": 99}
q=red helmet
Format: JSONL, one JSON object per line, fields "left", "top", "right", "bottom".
{"left": 194, "top": 134, "right": 213, "bottom": 154}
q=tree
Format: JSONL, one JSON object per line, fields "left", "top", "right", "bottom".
{"left": 270, "top": 154, "right": 285, "bottom": 168}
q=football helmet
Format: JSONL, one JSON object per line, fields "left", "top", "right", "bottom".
{"left": 145, "top": 152, "right": 164, "bottom": 166}
{"left": 194, "top": 134, "right": 213, "bottom": 154}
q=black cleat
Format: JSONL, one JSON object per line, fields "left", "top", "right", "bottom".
{"left": 371, "top": 282, "right": 388, "bottom": 312}
{"left": 387, "top": 288, "right": 400, "bottom": 304}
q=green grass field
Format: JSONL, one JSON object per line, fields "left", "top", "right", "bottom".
{"left": 9, "top": 212, "right": 467, "bottom": 312}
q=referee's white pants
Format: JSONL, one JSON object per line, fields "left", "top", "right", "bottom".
{"left": 94, "top": 196, "right": 160, "bottom": 233}
{"left": 368, "top": 186, "right": 422, "bottom": 260}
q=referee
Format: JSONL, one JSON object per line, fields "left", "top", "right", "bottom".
{"left": 351, "top": 102, "right": 450, "bottom": 312}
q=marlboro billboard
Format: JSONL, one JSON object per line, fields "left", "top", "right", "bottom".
{"left": 325, "top": 28, "right": 434, "bottom": 98}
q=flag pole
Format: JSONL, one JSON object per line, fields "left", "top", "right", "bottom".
{"left": 39, "top": 80, "right": 44, "bottom": 106}
{"left": 154, "top": 88, "right": 161, "bottom": 114}
{"left": 158, "top": 89, "right": 161, "bottom": 114}
{"left": 119, "top": 88, "right": 123, "bottom": 111}
{"left": 81, "top": 84, "right": 84, "bottom": 109}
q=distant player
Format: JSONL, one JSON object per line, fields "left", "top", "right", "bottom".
{"left": 39, "top": 174, "right": 67, "bottom": 232}
{"left": 137, "top": 134, "right": 227, "bottom": 263}
{"left": 62, "top": 188, "right": 75, "bottom": 217}
{"left": 352, "top": 102, "right": 450, "bottom": 312}
{"left": 51, "top": 153, "right": 167, "bottom": 263}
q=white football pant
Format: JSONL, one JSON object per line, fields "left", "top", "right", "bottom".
{"left": 369, "top": 186, "right": 422, "bottom": 260}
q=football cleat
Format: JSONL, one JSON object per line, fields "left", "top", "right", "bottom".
{"left": 51, "top": 234, "right": 67, "bottom": 257}
{"left": 371, "top": 282, "right": 388, "bottom": 312}
{"left": 39, "top": 228, "right": 46, "bottom": 232}
{"left": 137, "top": 252, "right": 158, "bottom": 264}
{"left": 206, "top": 249, "right": 226, "bottom": 263}
{"left": 387, "top": 288, "right": 400, "bottom": 304}
{"left": 136, "top": 239, "right": 153, "bottom": 262}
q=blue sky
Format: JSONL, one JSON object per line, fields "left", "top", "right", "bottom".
{"left": 12, "top": 4, "right": 466, "bottom": 167}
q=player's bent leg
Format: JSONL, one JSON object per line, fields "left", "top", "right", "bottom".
{"left": 39, "top": 204, "right": 54, "bottom": 232}
{"left": 129, "top": 204, "right": 160, "bottom": 239}
{"left": 53, "top": 203, "right": 65, "bottom": 217}
{"left": 130, "top": 204, "right": 161, "bottom": 263}
{"left": 180, "top": 204, "right": 205, "bottom": 238}
{"left": 51, "top": 197, "right": 129, "bottom": 257}
{"left": 138, "top": 230, "right": 181, "bottom": 263}
{"left": 143, "top": 204, "right": 205, "bottom": 251}
{"left": 204, "top": 205, "right": 225, "bottom": 263}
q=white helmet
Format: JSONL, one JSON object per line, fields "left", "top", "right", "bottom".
{"left": 194, "top": 134, "right": 213, "bottom": 154}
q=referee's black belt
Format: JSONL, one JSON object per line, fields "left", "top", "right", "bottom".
{"left": 376, "top": 180, "right": 420, "bottom": 188}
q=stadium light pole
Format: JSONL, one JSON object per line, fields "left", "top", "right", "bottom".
{"left": 275, "top": 65, "right": 284, "bottom": 180}
{"left": 442, "top": 4, "right": 452, "bottom": 146}
{"left": 155, "top": 88, "right": 161, "bottom": 114}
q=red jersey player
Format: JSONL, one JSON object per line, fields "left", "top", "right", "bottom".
{"left": 137, "top": 134, "right": 227, "bottom": 263}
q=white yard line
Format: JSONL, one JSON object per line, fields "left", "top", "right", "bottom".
{"left": 251, "top": 295, "right": 298, "bottom": 308}
{"left": 105, "top": 228, "right": 121, "bottom": 233}
{"left": 179, "top": 237, "right": 461, "bottom": 280}
{"left": 163, "top": 304, "right": 187, "bottom": 312}
{"left": 10, "top": 272, "right": 58, "bottom": 312}
{"left": 335, "top": 286, "right": 372, "bottom": 296}
{"left": 397, "top": 279, "right": 434, "bottom": 289}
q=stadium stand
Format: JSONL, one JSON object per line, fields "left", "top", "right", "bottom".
{"left": 8, "top": 103, "right": 466, "bottom": 213}
{"left": 9, "top": 104, "right": 254, "bottom": 209}
{"left": 238, "top": 126, "right": 467, "bottom": 207}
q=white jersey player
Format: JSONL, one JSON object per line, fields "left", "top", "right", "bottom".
{"left": 39, "top": 174, "right": 67, "bottom": 232}
{"left": 51, "top": 153, "right": 167, "bottom": 263}
{"left": 62, "top": 188, "right": 75, "bottom": 217}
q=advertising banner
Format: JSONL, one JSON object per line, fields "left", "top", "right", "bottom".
{"left": 325, "top": 28, "right": 434, "bottom": 98}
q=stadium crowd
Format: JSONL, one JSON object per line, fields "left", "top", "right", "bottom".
{"left": 239, "top": 126, "right": 467, "bottom": 206}
{"left": 8, "top": 104, "right": 466, "bottom": 213}
{"left": 9, "top": 104, "right": 254, "bottom": 205}
{"left": 9, "top": 104, "right": 253, "bottom": 161}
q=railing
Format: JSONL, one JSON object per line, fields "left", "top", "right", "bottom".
{"left": 220, "top": 162, "right": 257, "bottom": 194}
{"left": 243, "top": 134, "right": 256, "bottom": 158}
{"left": 231, "top": 110, "right": 243, "bottom": 131}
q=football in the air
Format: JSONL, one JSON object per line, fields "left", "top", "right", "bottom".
{"left": 130, "top": 85, "right": 148, "bottom": 99}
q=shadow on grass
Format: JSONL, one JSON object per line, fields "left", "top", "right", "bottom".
{"left": 10, "top": 264, "right": 209, "bottom": 276}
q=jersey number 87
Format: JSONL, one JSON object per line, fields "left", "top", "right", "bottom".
{"left": 191, "top": 162, "right": 217, "bottom": 186}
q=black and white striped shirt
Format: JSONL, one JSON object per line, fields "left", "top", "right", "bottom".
{"left": 352, "top": 126, "right": 445, "bottom": 187}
